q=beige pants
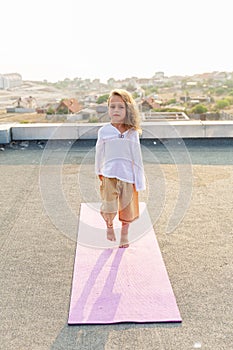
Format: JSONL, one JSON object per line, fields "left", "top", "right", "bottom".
{"left": 100, "top": 177, "right": 139, "bottom": 227}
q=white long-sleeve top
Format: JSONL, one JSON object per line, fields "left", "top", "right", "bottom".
{"left": 95, "top": 123, "right": 146, "bottom": 191}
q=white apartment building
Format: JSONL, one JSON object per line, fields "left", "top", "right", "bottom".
{"left": 0, "top": 73, "right": 22, "bottom": 89}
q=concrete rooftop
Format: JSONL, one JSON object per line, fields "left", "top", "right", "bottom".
{"left": 0, "top": 140, "right": 233, "bottom": 350}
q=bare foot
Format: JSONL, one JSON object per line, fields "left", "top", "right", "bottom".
{"left": 107, "top": 227, "right": 116, "bottom": 241}
{"left": 119, "top": 232, "right": 129, "bottom": 248}
{"left": 119, "top": 222, "right": 129, "bottom": 248}
{"left": 119, "top": 234, "right": 129, "bottom": 248}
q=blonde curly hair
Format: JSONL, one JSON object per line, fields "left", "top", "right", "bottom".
{"left": 107, "top": 89, "right": 142, "bottom": 134}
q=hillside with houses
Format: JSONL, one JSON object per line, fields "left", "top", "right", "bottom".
{"left": 1, "top": 71, "right": 233, "bottom": 123}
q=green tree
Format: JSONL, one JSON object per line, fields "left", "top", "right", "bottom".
{"left": 89, "top": 116, "right": 99, "bottom": 123}
{"left": 215, "top": 87, "right": 227, "bottom": 95}
{"left": 225, "top": 97, "right": 233, "bottom": 105}
{"left": 167, "top": 98, "right": 177, "bottom": 105}
{"left": 216, "top": 99, "right": 230, "bottom": 109}
{"left": 96, "top": 94, "right": 109, "bottom": 104}
{"left": 191, "top": 104, "right": 208, "bottom": 114}
{"left": 225, "top": 80, "right": 233, "bottom": 88}
{"left": 57, "top": 107, "right": 68, "bottom": 114}
{"left": 47, "top": 107, "right": 55, "bottom": 115}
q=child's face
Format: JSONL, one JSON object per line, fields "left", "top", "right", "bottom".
{"left": 108, "top": 95, "right": 126, "bottom": 124}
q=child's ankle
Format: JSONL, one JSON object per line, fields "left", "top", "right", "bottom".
{"left": 121, "top": 222, "right": 129, "bottom": 235}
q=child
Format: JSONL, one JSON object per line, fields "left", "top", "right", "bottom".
{"left": 95, "top": 89, "right": 146, "bottom": 248}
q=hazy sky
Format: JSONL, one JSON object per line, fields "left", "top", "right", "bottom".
{"left": 0, "top": 0, "right": 232, "bottom": 82}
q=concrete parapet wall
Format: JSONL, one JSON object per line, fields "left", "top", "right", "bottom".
{"left": 0, "top": 124, "right": 13, "bottom": 144}
{"left": 0, "top": 121, "right": 233, "bottom": 144}
{"left": 11, "top": 123, "right": 101, "bottom": 141}
{"left": 202, "top": 121, "right": 233, "bottom": 137}
{"left": 6, "top": 108, "right": 36, "bottom": 113}
{"left": 141, "top": 121, "right": 204, "bottom": 138}
{"left": 12, "top": 122, "right": 205, "bottom": 141}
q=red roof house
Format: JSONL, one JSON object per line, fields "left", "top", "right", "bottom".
{"left": 56, "top": 98, "right": 82, "bottom": 114}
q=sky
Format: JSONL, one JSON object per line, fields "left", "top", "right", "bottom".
{"left": 0, "top": 0, "right": 232, "bottom": 83}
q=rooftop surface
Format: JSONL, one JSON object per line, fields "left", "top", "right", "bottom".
{"left": 0, "top": 140, "right": 232, "bottom": 350}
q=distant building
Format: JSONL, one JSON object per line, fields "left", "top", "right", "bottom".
{"left": 0, "top": 73, "right": 22, "bottom": 89}
{"left": 142, "top": 111, "right": 189, "bottom": 121}
{"left": 139, "top": 96, "right": 162, "bottom": 111}
{"left": 83, "top": 94, "right": 98, "bottom": 104}
{"left": 68, "top": 108, "right": 97, "bottom": 121}
{"left": 96, "top": 104, "right": 108, "bottom": 114}
{"left": 180, "top": 95, "right": 211, "bottom": 104}
{"left": 56, "top": 98, "right": 82, "bottom": 114}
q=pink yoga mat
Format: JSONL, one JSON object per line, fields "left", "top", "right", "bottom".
{"left": 68, "top": 202, "right": 182, "bottom": 324}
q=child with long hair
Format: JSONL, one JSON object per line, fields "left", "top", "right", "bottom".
{"left": 95, "top": 89, "right": 146, "bottom": 248}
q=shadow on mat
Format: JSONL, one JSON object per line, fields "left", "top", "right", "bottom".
{"left": 52, "top": 245, "right": 180, "bottom": 348}
{"left": 69, "top": 248, "right": 125, "bottom": 323}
